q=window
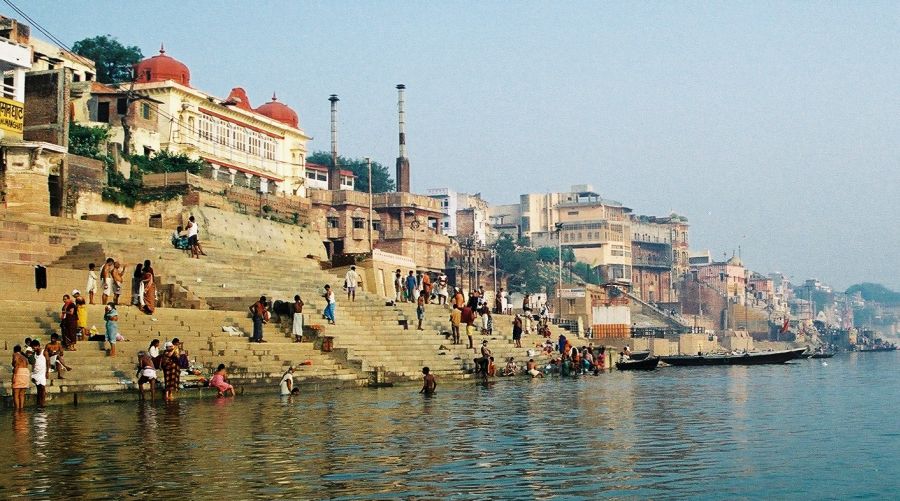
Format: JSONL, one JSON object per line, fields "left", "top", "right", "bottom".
{"left": 97, "top": 101, "right": 110, "bottom": 123}
{"left": 141, "top": 103, "right": 151, "bottom": 120}
{"left": 116, "top": 98, "right": 127, "bottom": 115}
{"left": 73, "top": 73, "right": 81, "bottom": 83}
{"left": 327, "top": 217, "right": 339, "bottom": 229}
{"left": 306, "top": 171, "right": 316, "bottom": 180}
{"left": 352, "top": 218, "right": 365, "bottom": 229}
{"left": 316, "top": 173, "right": 326, "bottom": 182}
{"left": 85, "top": 72, "right": 94, "bottom": 81}
{"left": 372, "top": 220, "right": 381, "bottom": 232}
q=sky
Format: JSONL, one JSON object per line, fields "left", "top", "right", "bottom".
{"left": 18, "top": 0, "right": 900, "bottom": 290}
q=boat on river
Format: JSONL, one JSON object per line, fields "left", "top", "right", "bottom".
{"left": 659, "top": 348, "right": 807, "bottom": 367}
{"left": 616, "top": 357, "right": 660, "bottom": 371}
{"left": 810, "top": 352, "right": 835, "bottom": 359}
{"left": 626, "top": 351, "right": 651, "bottom": 361}
{"left": 857, "top": 346, "right": 897, "bottom": 352}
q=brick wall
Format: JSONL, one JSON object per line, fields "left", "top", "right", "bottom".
{"left": 24, "top": 69, "right": 70, "bottom": 146}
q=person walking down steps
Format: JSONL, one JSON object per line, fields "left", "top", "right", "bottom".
{"left": 322, "top": 285, "right": 336, "bottom": 325}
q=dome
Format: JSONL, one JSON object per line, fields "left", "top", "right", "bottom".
{"left": 255, "top": 93, "right": 299, "bottom": 128}
{"left": 225, "top": 87, "right": 253, "bottom": 111}
{"left": 134, "top": 45, "right": 191, "bottom": 87}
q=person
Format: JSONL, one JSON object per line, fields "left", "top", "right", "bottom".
{"left": 523, "top": 293, "right": 533, "bottom": 334}
{"left": 131, "top": 264, "right": 143, "bottom": 306}
{"left": 394, "top": 269, "right": 403, "bottom": 302}
{"left": 292, "top": 294, "right": 305, "bottom": 343}
{"left": 100, "top": 257, "right": 114, "bottom": 304}
{"left": 45, "top": 333, "right": 71, "bottom": 379}
{"left": 104, "top": 303, "right": 119, "bottom": 357}
{"left": 479, "top": 340, "right": 492, "bottom": 381}
{"left": 280, "top": 366, "right": 297, "bottom": 395}
{"left": 502, "top": 357, "right": 518, "bottom": 377}
{"left": 480, "top": 305, "right": 493, "bottom": 335}
{"left": 487, "top": 356, "right": 496, "bottom": 377}
{"left": 467, "top": 290, "right": 479, "bottom": 310}
{"left": 512, "top": 314, "right": 523, "bottom": 348}
{"left": 477, "top": 286, "right": 487, "bottom": 309}
{"left": 500, "top": 288, "right": 509, "bottom": 315}
{"left": 416, "top": 294, "right": 426, "bottom": 331}
{"left": 249, "top": 296, "right": 268, "bottom": 342}
{"left": 453, "top": 288, "right": 465, "bottom": 309}
{"left": 461, "top": 304, "right": 477, "bottom": 349}
{"left": 420, "top": 366, "right": 436, "bottom": 395}
{"left": 140, "top": 260, "right": 156, "bottom": 314}
{"left": 112, "top": 261, "right": 125, "bottom": 305}
{"left": 60, "top": 294, "right": 78, "bottom": 350}
{"left": 86, "top": 263, "right": 98, "bottom": 305}
{"left": 526, "top": 358, "right": 543, "bottom": 378}
{"left": 449, "top": 305, "right": 462, "bottom": 345}
{"left": 344, "top": 266, "right": 360, "bottom": 302}
{"left": 186, "top": 215, "right": 206, "bottom": 258}
{"left": 558, "top": 334, "right": 568, "bottom": 357}
{"left": 160, "top": 342, "right": 180, "bottom": 401}
{"left": 74, "top": 290, "right": 88, "bottom": 340}
{"left": 209, "top": 364, "right": 235, "bottom": 397}
{"left": 322, "top": 285, "right": 336, "bottom": 325}
{"left": 148, "top": 339, "right": 161, "bottom": 368}
{"left": 421, "top": 272, "right": 432, "bottom": 304}
{"left": 137, "top": 350, "right": 157, "bottom": 401}
{"left": 405, "top": 271, "right": 417, "bottom": 303}
{"left": 171, "top": 226, "right": 189, "bottom": 250}
{"left": 11, "top": 345, "right": 29, "bottom": 409}
{"left": 436, "top": 273, "right": 448, "bottom": 305}
{"left": 29, "top": 339, "right": 48, "bottom": 407}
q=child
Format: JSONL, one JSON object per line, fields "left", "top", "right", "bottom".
{"left": 86, "top": 263, "right": 97, "bottom": 304}
{"left": 420, "top": 366, "right": 436, "bottom": 395}
{"left": 416, "top": 294, "right": 426, "bottom": 331}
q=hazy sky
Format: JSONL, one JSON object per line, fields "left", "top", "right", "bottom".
{"left": 20, "top": 1, "right": 900, "bottom": 290}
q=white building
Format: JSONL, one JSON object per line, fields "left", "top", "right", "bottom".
{"left": 305, "top": 162, "right": 355, "bottom": 191}
{"left": 426, "top": 187, "right": 458, "bottom": 236}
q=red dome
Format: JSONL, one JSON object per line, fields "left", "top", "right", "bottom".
{"left": 134, "top": 45, "right": 190, "bottom": 87}
{"left": 225, "top": 87, "right": 253, "bottom": 111}
{"left": 255, "top": 93, "right": 299, "bottom": 128}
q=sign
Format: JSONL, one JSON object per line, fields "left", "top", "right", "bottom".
{"left": 0, "top": 97, "right": 24, "bottom": 135}
{"left": 559, "top": 288, "right": 586, "bottom": 299}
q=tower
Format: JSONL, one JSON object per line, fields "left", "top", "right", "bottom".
{"left": 395, "top": 84, "right": 410, "bottom": 193}
{"left": 328, "top": 94, "right": 341, "bottom": 191}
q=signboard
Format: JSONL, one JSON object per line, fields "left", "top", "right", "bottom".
{"left": 559, "top": 288, "right": 586, "bottom": 299}
{"left": 0, "top": 97, "right": 24, "bottom": 135}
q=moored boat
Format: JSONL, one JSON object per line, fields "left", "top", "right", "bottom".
{"left": 616, "top": 357, "right": 660, "bottom": 371}
{"left": 626, "top": 351, "right": 651, "bottom": 361}
{"left": 659, "top": 348, "right": 807, "bottom": 367}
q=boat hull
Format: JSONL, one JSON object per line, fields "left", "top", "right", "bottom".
{"left": 616, "top": 357, "right": 660, "bottom": 371}
{"left": 660, "top": 348, "right": 807, "bottom": 367}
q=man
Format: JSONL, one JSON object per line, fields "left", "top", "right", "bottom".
{"left": 137, "top": 350, "right": 157, "bottom": 401}
{"left": 249, "top": 296, "right": 268, "bottom": 342}
{"left": 526, "top": 358, "right": 543, "bottom": 378}
{"left": 29, "top": 339, "right": 48, "bottom": 407}
{"left": 405, "top": 271, "right": 417, "bottom": 303}
{"left": 421, "top": 272, "right": 432, "bottom": 304}
{"left": 436, "top": 273, "right": 448, "bottom": 305}
{"left": 461, "top": 304, "right": 477, "bottom": 349}
{"left": 104, "top": 302, "right": 119, "bottom": 357}
{"left": 112, "top": 261, "right": 125, "bottom": 305}
{"left": 280, "top": 366, "right": 297, "bottom": 395}
{"left": 186, "top": 215, "right": 206, "bottom": 259}
{"left": 100, "top": 257, "right": 114, "bottom": 305}
{"left": 523, "top": 293, "right": 534, "bottom": 334}
{"left": 344, "top": 266, "right": 360, "bottom": 302}
{"left": 394, "top": 269, "right": 403, "bottom": 302}
{"left": 479, "top": 340, "right": 492, "bottom": 381}
{"left": 454, "top": 288, "right": 465, "bottom": 308}
{"left": 449, "top": 305, "right": 462, "bottom": 345}
{"left": 292, "top": 295, "right": 305, "bottom": 343}
{"left": 420, "top": 366, "right": 436, "bottom": 395}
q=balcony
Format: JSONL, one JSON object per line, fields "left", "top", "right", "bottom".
{"left": 632, "top": 255, "right": 673, "bottom": 269}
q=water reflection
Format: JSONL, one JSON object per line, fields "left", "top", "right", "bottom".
{"left": 0, "top": 352, "right": 897, "bottom": 499}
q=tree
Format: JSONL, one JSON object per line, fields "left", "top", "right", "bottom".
{"left": 307, "top": 152, "right": 395, "bottom": 193}
{"left": 536, "top": 247, "right": 557, "bottom": 263}
{"left": 846, "top": 283, "right": 900, "bottom": 306}
{"left": 72, "top": 35, "right": 143, "bottom": 84}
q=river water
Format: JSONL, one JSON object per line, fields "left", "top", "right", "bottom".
{"left": 1, "top": 352, "right": 897, "bottom": 500}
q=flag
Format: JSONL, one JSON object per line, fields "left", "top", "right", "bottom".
{"left": 780, "top": 318, "right": 789, "bottom": 334}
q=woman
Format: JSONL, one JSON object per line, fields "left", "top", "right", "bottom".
{"left": 60, "top": 294, "right": 78, "bottom": 350}
{"left": 11, "top": 345, "right": 29, "bottom": 409}
{"left": 160, "top": 341, "right": 180, "bottom": 401}
{"left": 421, "top": 272, "right": 432, "bottom": 304}
{"left": 292, "top": 295, "right": 304, "bottom": 343}
{"left": 104, "top": 303, "right": 118, "bottom": 357}
{"left": 44, "top": 333, "right": 71, "bottom": 379}
{"left": 208, "top": 364, "right": 235, "bottom": 397}
{"left": 131, "top": 264, "right": 143, "bottom": 306}
{"left": 141, "top": 260, "right": 156, "bottom": 315}
{"left": 148, "top": 339, "right": 161, "bottom": 368}
{"left": 74, "top": 290, "right": 88, "bottom": 340}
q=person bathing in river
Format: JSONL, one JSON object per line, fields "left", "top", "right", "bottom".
{"left": 420, "top": 366, "right": 436, "bottom": 395}
{"left": 209, "top": 364, "right": 235, "bottom": 397}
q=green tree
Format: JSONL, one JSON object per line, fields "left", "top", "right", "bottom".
{"left": 536, "top": 246, "right": 557, "bottom": 263}
{"left": 846, "top": 283, "right": 900, "bottom": 306}
{"left": 72, "top": 35, "right": 143, "bottom": 84}
{"left": 307, "top": 152, "right": 395, "bottom": 193}
{"left": 68, "top": 123, "right": 111, "bottom": 160}
{"left": 127, "top": 150, "right": 205, "bottom": 174}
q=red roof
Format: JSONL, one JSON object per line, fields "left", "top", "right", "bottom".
{"left": 133, "top": 45, "right": 190, "bottom": 87}
{"left": 255, "top": 93, "right": 298, "bottom": 128}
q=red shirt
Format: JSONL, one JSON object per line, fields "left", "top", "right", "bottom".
{"left": 461, "top": 306, "right": 476, "bottom": 325}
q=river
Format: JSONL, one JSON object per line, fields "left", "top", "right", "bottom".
{"left": 1, "top": 352, "right": 897, "bottom": 499}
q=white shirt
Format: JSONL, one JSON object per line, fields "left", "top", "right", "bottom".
{"left": 149, "top": 346, "right": 160, "bottom": 358}
{"left": 344, "top": 270, "right": 360, "bottom": 288}
{"left": 325, "top": 291, "right": 335, "bottom": 304}
{"left": 187, "top": 221, "right": 198, "bottom": 238}
{"left": 32, "top": 351, "right": 47, "bottom": 386}
{"left": 280, "top": 372, "right": 294, "bottom": 395}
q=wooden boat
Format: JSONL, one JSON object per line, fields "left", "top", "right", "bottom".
{"left": 858, "top": 346, "right": 897, "bottom": 353}
{"left": 616, "top": 356, "right": 660, "bottom": 371}
{"left": 659, "top": 348, "right": 807, "bottom": 367}
{"left": 809, "top": 352, "right": 835, "bottom": 359}
{"left": 626, "top": 351, "right": 651, "bottom": 361}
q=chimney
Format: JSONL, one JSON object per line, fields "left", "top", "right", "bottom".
{"left": 395, "top": 84, "right": 410, "bottom": 193}
{"left": 328, "top": 94, "right": 341, "bottom": 191}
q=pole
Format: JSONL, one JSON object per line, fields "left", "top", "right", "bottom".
{"left": 492, "top": 249, "right": 497, "bottom": 304}
{"left": 366, "top": 157, "right": 373, "bottom": 252}
{"left": 557, "top": 226, "right": 562, "bottom": 320}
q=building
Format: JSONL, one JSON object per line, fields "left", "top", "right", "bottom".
{"left": 488, "top": 203, "right": 521, "bottom": 240}
{"left": 629, "top": 214, "right": 690, "bottom": 304}
{"left": 304, "top": 162, "right": 355, "bottom": 191}
{"left": 0, "top": 17, "right": 67, "bottom": 215}
{"left": 426, "top": 187, "right": 457, "bottom": 236}
{"left": 427, "top": 189, "right": 492, "bottom": 244}
{"left": 73, "top": 46, "right": 311, "bottom": 196}
{"left": 28, "top": 35, "right": 95, "bottom": 83}
{"left": 694, "top": 255, "right": 748, "bottom": 304}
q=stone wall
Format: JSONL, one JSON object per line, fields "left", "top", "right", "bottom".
{"left": 24, "top": 69, "right": 70, "bottom": 146}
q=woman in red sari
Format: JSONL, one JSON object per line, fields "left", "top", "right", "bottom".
{"left": 60, "top": 294, "right": 79, "bottom": 349}
{"left": 141, "top": 260, "right": 156, "bottom": 315}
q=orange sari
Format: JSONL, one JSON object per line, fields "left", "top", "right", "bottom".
{"left": 142, "top": 270, "right": 156, "bottom": 314}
